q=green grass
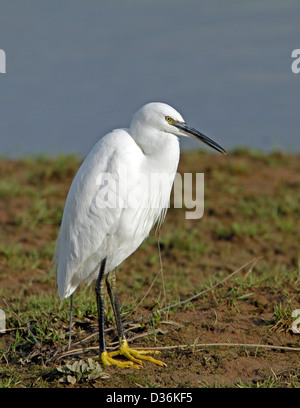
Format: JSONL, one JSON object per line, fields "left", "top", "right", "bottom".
{"left": 0, "top": 150, "right": 299, "bottom": 388}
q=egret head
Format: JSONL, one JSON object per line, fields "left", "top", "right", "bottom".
{"left": 131, "top": 102, "right": 184, "bottom": 133}
{"left": 131, "top": 102, "right": 226, "bottom": 155}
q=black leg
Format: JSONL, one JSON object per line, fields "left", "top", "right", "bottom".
{"left": 68, "top": 293, "right": 73, "bottom": 350}
{"left": 95, "top": 258, "right": 107, "bottom": 356}
{"left": 106, "top": 269, "right": 125, "bottom": 343}
{"left": 98, "top": 266, "right": 165, "bottom": 368}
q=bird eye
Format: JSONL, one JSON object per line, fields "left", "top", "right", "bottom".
{"left": 165, "top": 116, "right": 173, "bottom": 123}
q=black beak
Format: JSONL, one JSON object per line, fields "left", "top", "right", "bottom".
{"left": 174, "top": 122, "right": 226, "bottom": 155}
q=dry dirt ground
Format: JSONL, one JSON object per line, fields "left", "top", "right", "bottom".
{"left": 0, "top": 149, "right": 299, "bottom": 388}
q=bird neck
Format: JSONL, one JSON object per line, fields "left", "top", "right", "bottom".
{"left": 131, "top": 125, "right": 180, "bottom": 164}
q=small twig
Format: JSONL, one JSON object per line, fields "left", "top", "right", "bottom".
{"left": 108, "top": 327, "right": 168, "bottom": 350}
{"left": 26, "top": 322, "right": 41, "bottom": 348}
{"left": 127, "top": 257, "right": 258, "bottom": 325}
{"left": 68, "top": 327, "right": 113, "bottom": 349}
{"left": 56, "top": 339, "right": 300, "bottom": 361}
{"left": 56, "top": 345, "right": 98, "bottom": 359}
{"left": 160, "top": 257, "right": 258, "bottom": 313}
{"left": 0, "top": 326, "right": 27, "bottom": 332}
{"left": 1, "top": 298, "right": 21, "bottom": 326}
{"left": 133, "top": 342, "right": 300, "bottom": 353}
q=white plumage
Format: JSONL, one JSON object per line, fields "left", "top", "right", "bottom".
{"left": 53, "top": 102, "right": 226, "bottom": 368}
{"left": 54, "top": 103, "right": 182, "bottom": 299}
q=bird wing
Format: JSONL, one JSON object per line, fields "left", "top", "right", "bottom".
{"left": 54, "top": 129, "right": 141, "bottom": 299}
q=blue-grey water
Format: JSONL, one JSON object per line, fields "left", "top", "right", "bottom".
{"left": 0, "top": 0, "right": 300, "bottom": 158}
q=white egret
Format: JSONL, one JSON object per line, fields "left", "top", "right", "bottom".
{"left": 53, "top": 102, "right": 226, "bottom": 368}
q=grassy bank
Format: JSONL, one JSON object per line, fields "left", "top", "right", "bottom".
{"left": 0, "top": 149, "right": 299, "bottom": 388}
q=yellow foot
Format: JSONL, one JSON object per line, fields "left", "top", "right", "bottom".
{"left": 101, "top": 340, "right": 166, "bottom": 369}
